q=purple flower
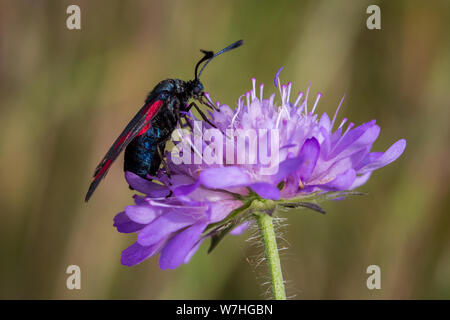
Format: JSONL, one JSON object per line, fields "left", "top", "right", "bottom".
{"left": 114, "top": 68, "right": 406, "bottom": 269}
{"left": 173, "top": 71, "right": 405, "bottom": 200}
{"left": 114, "top": 171, "right": 243, "bottom": 269}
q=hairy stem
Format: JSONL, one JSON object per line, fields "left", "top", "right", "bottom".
{"left": 255, "top": 212, "right": 286, "bottom": 300}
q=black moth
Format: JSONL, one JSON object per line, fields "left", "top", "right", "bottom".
{"left": 85, "top": 40, "right": 243, "bottom": 202}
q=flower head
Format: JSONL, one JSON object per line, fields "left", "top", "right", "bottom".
{"left": 114, "top": 68, "right": 406, "bottom": 269}
{"left": 114, "top": 171, "right": 243, "bottom": 269}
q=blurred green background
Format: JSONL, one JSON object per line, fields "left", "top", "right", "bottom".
{"left": 1, "top": 0, "right": 449, "bottom": 299}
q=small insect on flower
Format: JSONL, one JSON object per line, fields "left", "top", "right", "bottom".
{"left": 85, "top": 40, "right": 243, "bottom": 202}
{"left": 114, "top": 68, "right": 406, "bottom": 269}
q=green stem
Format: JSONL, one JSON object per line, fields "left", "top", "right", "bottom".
{"left": 255, "top": 212, "right": 286, "bottom": 300}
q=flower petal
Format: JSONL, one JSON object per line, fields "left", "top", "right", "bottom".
{"left": 137, "top": 211, "right": 197, "bottom": 246}
{"left": 319, "top": 112, "right": 331, "bottom": 132}
{"left": 355, "top": 152, "right": 383, "bottom": 171}
{"left": 249, "top": 182, "right": 280, "bottom": 200}
{"left": 328, "top": 120, "right": 376, "bottom": 159}
{"left": 209, "top": 200, "right": 242, "bottom": 223}
{"left": 272, "top": 157, "right": 303, "bottom": 182}
{"left": 173, "top": 181, "right": 200, "bottom": 196}
{"left": 297, "top": 137, "right": 320, "bottom": 182}
{"left": 113, "top": 211, "right": 145, "bottom": 233}
{"left": 358, "top": 139, "right": 406, "bottom": 174}
{"left": 125, "top": 171, "right": 170, "bottom": 197}
{"left": 125, "top": 205, "right": 159, "bottom": 224}
{"left": 159, "top": 221, "right": 208, "bottom": 269}
{"left": 121, "top": 242, "right": 161, "bottom": 267}
{"left": 230, "top": 221, "right": 251, "bottom": 235}
{"left": 320, "top": 168, "right": 356, "bottom": 191}
{"left": 350, "top": 172, "right": 372, "bottom": 189}
{"left": 183, "top": 238, "right": 206, "bottom": 264}
{"left": 199, "top": 166, "right": 251, "bottom": 189}
{"left": 310, "top": 156, "right": 354, "bottom": 184}
{"left": 332, "top": 125, "right": 380, "bottom": 162}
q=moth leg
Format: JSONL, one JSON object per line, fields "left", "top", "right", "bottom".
{"left": 200, "top": 95, "right": 220, "bottom": 112}
{"left": 167, "top": 95, "right": 180, "bottom": 127}
{"left": 182, "top": 113, "right": 194, "bottom": 130}
{"left": 189, "top": 101, "right": 217, "bottom": 129}
{"left": 188, "top": 102, "right": 231, "bottom": 139}
{"left": 157, "top": 143, "right": 171, "bottom": 179}
{"left": 178, "top": 114, "right": 199, "bottom": 158}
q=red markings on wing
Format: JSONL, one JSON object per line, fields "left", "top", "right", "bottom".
{"left": 94, "top": 159, "right": 112, "bottom": 180}
{"left": 137, "top": 100, "right": 164, "bottom": 136}
{"left": 143, "top": 100, "right": 164, "bottom": 121}
{"left": 112, "top": 100, "right": 164, "bottom": 151}
{"left": 114, "top": 132, "right": 132, "bottom": 149}
{"left": 93, "top": 100, "right": 163, "bottom": 180}
{"left": 137, "top": 123, "right": 151, "bottom": 136}
{"left": 86, "top": 99, "right": 165, "bottom": 202}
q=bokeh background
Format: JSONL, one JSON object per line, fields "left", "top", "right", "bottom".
{"left": 1, "top": 0, "right": 449, "bottom": 299}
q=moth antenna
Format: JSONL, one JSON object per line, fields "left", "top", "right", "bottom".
{"left": 194, "top": 50, "right": 213, "bottom": 80}
{"left": 196, "top": 40, "right": 243, "bottom": 79}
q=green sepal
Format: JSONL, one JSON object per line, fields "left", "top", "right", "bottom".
{"left": 204, "top": 201, "right": 252, "bottom": 253}
{"left": 283, "top": 190, "right": 367, "bottom": 203}
{"left": 279, "top": 201, "right": 326, "bottom": 214}
{"left": 207, "top": 223, "right": 235, "bottom": 254}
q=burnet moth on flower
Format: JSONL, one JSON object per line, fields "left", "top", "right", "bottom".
{"left": 85, "top": 40, "right": 243, "bottom": 202}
